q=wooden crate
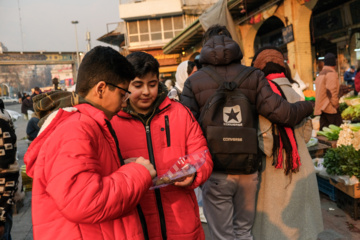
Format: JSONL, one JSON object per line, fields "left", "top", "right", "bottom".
{"left": 316, "top": 135, "right": 337, "bottom": 148}
{"left": 329, "top": 178, "right": 360, "bottom": 199}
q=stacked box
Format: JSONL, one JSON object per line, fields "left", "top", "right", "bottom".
{"left": 336, "top": 189, "right": 360, "bottom": 220}
{"left": 316, "top": 175, "right": 336, "bottom": 201}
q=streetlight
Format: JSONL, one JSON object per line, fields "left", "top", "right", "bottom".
{"left": 71, "top": 21, "right": 80, "bottom": 70}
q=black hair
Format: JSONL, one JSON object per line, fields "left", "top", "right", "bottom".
{"left": 126, "top": 51, "right": 160, "bottom": 79}
{"left": 194, "top": 54, "right": 202, "bottom": 70}
{"left": 251, "top": 46, "right": 286, "bottom": 77}
{"left": 202, "top": 25, "right": 232, "bottom": 46}
{"left": 284, "top": 63, "right": 299, "bottom": 87}
{"left": 76, "top": 46, "right": 135, "bottom": 97}
{"left": 187, "top": 61, "right": 196, "bottom": 76}
{"left": 0, "top": 99, "right": 4, "bottom": 114}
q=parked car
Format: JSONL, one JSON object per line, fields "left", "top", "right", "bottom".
{"left": 0, "top": 96, "right": 19, "bottom": 103}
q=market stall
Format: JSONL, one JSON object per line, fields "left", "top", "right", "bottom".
{"left": 305, "top": 90, "right": 360, "bottom": 219}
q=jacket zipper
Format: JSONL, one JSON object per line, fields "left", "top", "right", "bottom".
{"left": 165, "top": 115, "right": 170, "bottom": 147}
{"left": 105, "top": 120, "right": 149, "bottom": 240}
{"left": 128, "top": 104, "right": 171, "bottom": 240}
{"left": 145, "top": 124, "right": 167, "bottom": 240}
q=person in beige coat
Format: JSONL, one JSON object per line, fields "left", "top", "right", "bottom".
{"left": 251, "top": 47, "right": 323, "bottom": 240}
{"left": 314, "top": 53, "right": 342, "bottom": 130}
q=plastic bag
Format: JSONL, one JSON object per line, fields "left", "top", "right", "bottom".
{"left": 150, "top": 150, "right": 208, "bottom": 190}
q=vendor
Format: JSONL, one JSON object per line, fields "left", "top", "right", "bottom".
{"left": 314, "top": 53, "right": 342, "bottom": 130}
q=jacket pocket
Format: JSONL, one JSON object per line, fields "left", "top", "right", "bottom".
{"left": 165, "top": 115, "right": 170, "bottom": 147}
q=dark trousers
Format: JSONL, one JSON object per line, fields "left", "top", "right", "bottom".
{"left": 320, "top": 111, "right": 342, "bottom": 130}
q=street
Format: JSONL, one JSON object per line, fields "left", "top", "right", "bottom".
{"left": 4, "top": 102, "right": 360, "bottom": 240}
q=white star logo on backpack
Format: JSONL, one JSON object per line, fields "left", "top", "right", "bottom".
{"left": 223, "top": 105, "right": 242, "bottom": 126}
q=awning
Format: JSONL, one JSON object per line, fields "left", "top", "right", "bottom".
{"left": 97, "top": 22, "right": 126, "bottom": 47}
{"left": 159, "top": 65, "right": 178, "bottom": 73}
{"left": 163, "top": 0, "right": 278, "bottom": 54}
{"left": 163, "top": 0, "right": 243, "bottom": 54}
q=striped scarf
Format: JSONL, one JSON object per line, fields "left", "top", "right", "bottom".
{"left": 266, "top": 73, "right": 301, "bottom": 175}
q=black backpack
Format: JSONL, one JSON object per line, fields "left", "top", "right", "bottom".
{"left": 199, "top": 66, "right": 260, "bottom": 174}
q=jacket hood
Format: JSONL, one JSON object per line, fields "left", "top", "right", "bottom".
{"left": 200, "top": 35, "right": 243, "bottom": 66}
{"left": 175, "top": 61, "right": 189, "bottom": 92}
{"left": 25, "top": 93, "right": 107, "bottom": 178}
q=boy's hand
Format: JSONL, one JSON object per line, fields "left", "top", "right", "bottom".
{"left": 173, "top": 173, "right": 195, "bottom": 187}
{"left": 135, "top": 157, "right": 157, "bottom": 179}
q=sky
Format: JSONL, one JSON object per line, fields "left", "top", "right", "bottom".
{"left": 0, "top": 0, "right": 120, "bottom": 52}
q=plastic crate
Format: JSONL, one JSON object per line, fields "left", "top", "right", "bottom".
{"left": 316, "top": 175, "right": 337, "bottom": 201}
{"left": 336, "top": 189, "right": 360, "bottom": 220}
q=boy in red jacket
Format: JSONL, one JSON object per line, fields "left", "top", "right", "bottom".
{"left": 112, "top": 52, "right": 213, "bottom": 240}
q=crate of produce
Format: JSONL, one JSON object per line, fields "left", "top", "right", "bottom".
{"left": 316, "top": 135, "right": 337, "bottom": 148}
{"left": 329, "top": 178, "right": 360, "bottom": 199}
{"left": 316, "top": 175, "right": 336, "bottom": 201}
{"left": 335, "top": 189, "right": 360, "bottom": 220}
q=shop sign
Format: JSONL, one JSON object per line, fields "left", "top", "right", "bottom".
{"left": 282, "top": 24, "right": 294, "bottom": 44}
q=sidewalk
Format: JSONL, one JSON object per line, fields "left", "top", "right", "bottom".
{"left": 7, "top": 103, "right": 360, "bottom": 240}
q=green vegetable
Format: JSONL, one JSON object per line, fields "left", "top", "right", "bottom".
{"left": 341, "top": 104, "right": 360, "bottom": 122}
{"left": 323, "top": 145, "right": 360, "bottom": 179}
{"left": 349, "top": 123, "right": 360, "bottom": 132}
{"left": 339, "top": 102, "right": 348, "bottom": 113}
{"left": 317, "top": 124, "right": 342, "bottom": 140}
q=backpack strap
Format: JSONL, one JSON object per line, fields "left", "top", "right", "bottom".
{"left": 201, "top": 65, "right": 257, "bottom": 88}
{"left": 230, "top": 66, "right": 257, "bottom": 88}
{"left": 200, "top": 66, "right": 224, "bottom": 87}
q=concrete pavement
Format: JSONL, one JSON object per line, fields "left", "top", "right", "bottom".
{"left": 6, "top": 102, "right": 360, "bottom": 240}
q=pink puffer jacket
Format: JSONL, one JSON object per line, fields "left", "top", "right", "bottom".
{"left": 24, "top": 104, "right": 152, "bottom": 240}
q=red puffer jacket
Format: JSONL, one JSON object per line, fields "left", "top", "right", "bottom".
{"left": 24, "top": 104, "right": 152, "bottom": 240}
{"left": 111, "top": 97, "right": 213, "bottom": 240}
{"left": 355, "top": 71, "right": 360, "bottom": 93}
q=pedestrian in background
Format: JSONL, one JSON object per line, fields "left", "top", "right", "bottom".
{"left": 0, "top": 99, "right": 20, "bottom": 240}
{"left": 168, "top": 60, "right": 197, "bottom": 101}
{"left": 30, "top": 87, "right": 41, "bottom": 99}
{"left": 112, "top": 51, "right": 213, "bottom": 240}
{"left": 344, "top": 65, "right": 356, "bottom": 88}
{"left": 355, "top": 66, "right": 360, "bottom": 96}
{"left": 26, "top": 112, "right": 40, "bottom": 141}
{"left": 24, "top": 46, "right": 156, "bottom": 240}
{"left": 21, "top": 95, "right": 33, "bottom": 120}
{"left": 181, "top": 25, "right": 314, "bottom": 240}
{"left": 314, "top": 53, "right": 342, "bottom": 130}
{"left": 252, "top": 47, "right": 323, "bottom": 240}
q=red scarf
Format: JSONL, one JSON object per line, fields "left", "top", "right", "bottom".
{"left": 266, "top": 73, "right": 301, "bottom": 173}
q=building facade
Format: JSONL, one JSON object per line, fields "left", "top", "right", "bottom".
{"left": 163, "top": 0, "right": 360, "bottom": 88}
{"left": 98, "top": 0, "right": 218, "bottom": 79}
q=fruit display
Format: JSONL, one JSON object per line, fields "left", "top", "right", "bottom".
{"left": 303, "top": 89, "right": 315, "bottom": 101}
